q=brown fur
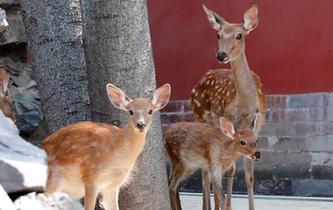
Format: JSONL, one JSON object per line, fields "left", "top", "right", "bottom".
{"left": 42, "top": 83, "right": 171, "bottom": 210}
{"left": 192, "top": 5, "right": 265, "bottom": 210}
{"left": 164, "top": 121, "right": 259, "bottom": 210}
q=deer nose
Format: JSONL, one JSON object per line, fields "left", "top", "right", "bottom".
{"left": 254, "top": 151, "right": 261, "bottom": 160}
{"left": 216, "top": 51, "right": 227, "bottom": 61}
{"left": 136, "top": 122, "right": 146, "bottom": 129}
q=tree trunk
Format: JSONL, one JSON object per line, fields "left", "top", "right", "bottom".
{"left": 80, "top": 0, "right": 171, "bottom": 209}
{"left": 19, "top": 0, "right": 91, "bottom": 132}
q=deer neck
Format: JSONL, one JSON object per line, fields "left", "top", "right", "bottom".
{"left": 122, "top": 124, "right": 148, "bottom": 164}
{"left": 230, "top": 52, "right": 258, "bottom": 114}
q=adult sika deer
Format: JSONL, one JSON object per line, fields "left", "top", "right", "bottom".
{"left": 191, "top": 5, "right": 266, "bottom": 210}
{"left": 42, "top": 83, "right": 171, "bottom": 210}
{"left": 164, "top": 116, "right": 260, "bottom": 210}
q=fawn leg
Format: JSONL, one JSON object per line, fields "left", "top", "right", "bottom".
{"left": 84, "top": 185, "right": 98, "bottom": 210}
{"left": 210, "top": 168, "right": 224, "bottom": 210}
{"left": 244, "top": 157, "right": 255, "bottom": 210}
{"left": 202, "top": 170, "right": 211, "bottom": 210}
{"left": 226, "top": 163, "right": 236, "bottom": 210}
{"left": 44, "top": 167, "right": 61, "bottom": 196}
{"left": 169, "top": 164, "right": 188, "bottom": 210}
{"left": 100, "top": 187, "right": 119, "bottom": 210}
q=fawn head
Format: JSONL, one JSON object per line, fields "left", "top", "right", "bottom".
{"left": 219, "top": 116, "right": 261, "bottom": 161}
{"left": 0, "top": 69, "right": 16, "bottom": 122}
{"left": 106, "top": 83, "right": 171, "bottom": 133}
{"left": 202, "top": 4, "right": 259, "bottom": 63}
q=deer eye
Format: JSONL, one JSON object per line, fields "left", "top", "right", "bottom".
{"left": 240, "top": 140, "right": 246, "bottom": 145}
{"left": 235, "top": 33, "right": 242, "bottom": 40}
{"left": 148, "top": 109, "right": 153, "bottom": 115}
{"left": 217, "top": 34, "right": 221, "bottom": 39}
{"left": 129, "top": 110, "right": 134, "bottom": 115}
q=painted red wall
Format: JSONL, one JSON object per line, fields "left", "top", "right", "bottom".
{"left": 148, "top": 0, "right": 333, "bottom": 99}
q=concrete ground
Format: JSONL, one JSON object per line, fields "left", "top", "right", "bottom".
{"left": 180, "top": 193, "right": 333, "bottom": 210}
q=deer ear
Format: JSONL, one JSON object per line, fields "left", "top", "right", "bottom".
{"left": 202, "top": 4, "right": 225, "bottom": 31}
{"left": 248, "top": 114, "right": 257, "bottom": 132}
{"left": 219, "top": 117, "right": 236, "bottom": 139}
{"left": 243, "top": 5, "right": 259, "bottom": 33}
{"left": 106, "top": 84, "right": 132, "bottom": 111}
{"left": 151, "top": 83, "right": 171, "bottom": 112}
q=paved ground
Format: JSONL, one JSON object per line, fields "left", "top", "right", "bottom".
{"left": 180, "top": 193, "right": 333, "bottom": 210}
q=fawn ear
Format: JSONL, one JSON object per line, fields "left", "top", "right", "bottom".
{"left": 151, "top": 83, "right": 171, "bottom": 112}
{"left": 219, "top": 117, "right": 235, "bottom": 139}
{"left": 202, "top": 4, "right": 225, "bottom": 31}
{"left": 0, "top": 71, "right": 9, "bottom": 97}
{"left": 243, "top": 5, "right": 259, "bottom": 33}
{"left": 106, "top": 84, "right": 132, "bottom": 111}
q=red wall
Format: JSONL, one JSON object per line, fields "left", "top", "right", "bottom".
{"left": 148, "top": 0, "right": 333, "bottom": 99}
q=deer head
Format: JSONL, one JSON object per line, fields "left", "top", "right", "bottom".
{"left": 106, "top": 83, "right": 171, "bottom": 133}
{"left": 202, "top": 4, "right": 259, "bottom": 63}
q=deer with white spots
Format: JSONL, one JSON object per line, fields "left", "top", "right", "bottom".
{"left": 164, "top": 116, "right": 260, "bottom": 210}
{"left": 0, "top": 69, "right": 16, "bottom": 123}
{"left": 42, "top": 83, "right": 171, "bottom": 210}
{"left": 190, "top": 5, "right": 266, "bottom": 210}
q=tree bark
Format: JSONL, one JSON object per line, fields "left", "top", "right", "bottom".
{"left": 19, "top": 0, "right": 91, "bottom": 132}
{"left": 80, "top": 0, "right": 171, "bottom": 209}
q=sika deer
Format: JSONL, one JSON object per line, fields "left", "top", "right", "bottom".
{"left": 164, "top": 116, "right": 260, "bottom": 210}
{"left": 42, "top": 83, "right": 171, "bottom": 210}
{"left": 0, "top": 69, "right": 16, "bottom": 122}
{"left": 191, "top": 5, "right": 266, "bottom": 210}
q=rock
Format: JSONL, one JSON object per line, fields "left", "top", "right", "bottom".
{"left": 0, "top": 58, "right": 43, "bottom": 134}
{"left": 0, "top": 9, "right": 27, "bottom": 46}
{"left": 0, "top": 184, "right": 16, "bottom": 210}
{"left": 0, "top": 7, "right": 8, "bottom": 33}
{"left": 14, "top": 192, "right": 83, "bottom": 210}
{"left": 0, "top": 110, "right": 47, "bottom": 193}
{"left": 0, "top": 0, "right": 19, "bottom": 5}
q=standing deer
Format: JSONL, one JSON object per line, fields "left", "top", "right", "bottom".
{"left": 42, "top": 83, "right": 171, "bottom": 210}
{"left": 164, "top": 116, "right": 260, "bottom": 210}
{"left": 190, "top": 5, "right": 266, "bottom": 210}
{"left": 0, "top": 69, "right": 16, "bottom": 122}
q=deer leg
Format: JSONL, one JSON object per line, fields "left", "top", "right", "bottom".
{"left": 214, "top": 192, "right": 219, "bottom": 210}
{"left": 244, "top": 157, "right": 255, "bottom": 210}
{"left": 210, "top": 168, "right": 224, "bottom": 210}
{"left": 202, "top": 169, "right": 211, "bottom": 210}
{"left": 84, "top": 185, "right": 98, "bottom": 210}
{"left": 169, "top": 164, "right": 188, "bottom": 210}
{"left": 44, "top": 167, "right": 61, "bottom": 196}
{"left": 100, "top": 187, "right": 119, "bottom": 210}
{"left": 226, "top": 163, "right": 236, "bottom": 210}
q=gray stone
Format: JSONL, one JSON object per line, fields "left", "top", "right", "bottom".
{"left": 0, "top": 8, "right": 8, "bottom": 33}
{"left": 273, "top": 137, "right": 306, "bottom": 153}
{"left": 0, "top": 0, "right": 19, "bottom": 5}
{"left": 312, "top": 165, "right": 333, "bottom": 180}
{"left": 0, "top": 59, "right": 43, "bottom": 134}
{"left": 305, "top": 135, "right": 333, "bottom": 152}
{"left": 0, "top": 10, "right": 27, "bottom": 46}
{"left": 286, "top": 93, "right": 326, "bottom": 108}
{"left": 292, "top": 179, "right": 333, "bottom": 196}
{"left": 14, "top": 192, "right": 83, "bottom": 210}
{"left": 0, "top": 110, "right": 47, "bottom": 193}
{"left": 0, "top": 184, "right": 16, "bottom": 210}
{"left": 266, "top": 95, "right": 287, "bottom": 108}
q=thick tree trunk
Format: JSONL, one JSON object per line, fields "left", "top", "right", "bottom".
{"left": 80, "top": 0, "right": 171, "bottom": 209}
{"left": 19, "top": 0, "right": 91, "bottom": 132}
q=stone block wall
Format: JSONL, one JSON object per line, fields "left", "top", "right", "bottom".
{"left": 160, "top": 92, "right": 333, "bottom": 196}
